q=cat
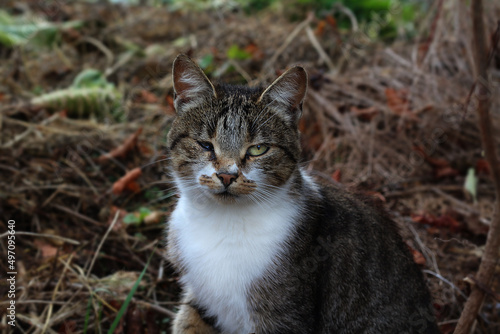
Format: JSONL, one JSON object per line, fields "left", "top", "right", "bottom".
{"left": 165, "top": 54, "right": 439, "bottom": 334}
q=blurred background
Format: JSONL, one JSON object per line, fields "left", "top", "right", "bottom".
{"left": 0, "top": 0, "right": 499, "bottom": 333}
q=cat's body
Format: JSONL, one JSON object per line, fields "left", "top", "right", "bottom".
{"left": 166, "top": 55, "right": 439, "bottom": 334}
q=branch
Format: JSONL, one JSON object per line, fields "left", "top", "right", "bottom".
{"left": 454, "top": 1, "right": 500, "bottom": 333}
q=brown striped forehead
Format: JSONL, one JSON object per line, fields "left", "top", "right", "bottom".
{"left": 169, "top": 84, "right": 300, "bottom": 157}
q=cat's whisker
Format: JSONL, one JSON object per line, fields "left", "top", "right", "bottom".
{"left": 140, "top": 157, "right": 172, "bottom": 169}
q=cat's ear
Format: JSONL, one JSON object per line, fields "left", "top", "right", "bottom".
{"left": 172, "top": 54, "right": 216, "bottom": 114}
{"left": 258, "top": 66, "right": 308, "bottom": 122}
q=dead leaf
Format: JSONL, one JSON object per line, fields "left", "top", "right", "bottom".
{"left": 408, "top": 245, "right": 426, "bottom": 265}
{"left": 165, "top": 95, "right": 175, "bottom": 109}
{"left": 331, "top": 169, "right": 341, "bottom": 182}
{"left": 411, "top": 213, "right": 462, "bottom": 233}
{"left": 125, "top": 180, "right": 141, "bottom": 193}
{"left": 413, "top": 145, "right": 450, "bottom": 168}
{"left": 98, "top": 128, "right": 142, "bottom": 163}
{"left": 385, "top": 88, "right": 418, "bottom": 120}
{"left": 33, "top": 239, "right": 58, "bottom": 258}
{"left": 144, "top": 211, "right": 163, "bottom": 225}
{"left": 325, "top": 15, "right": 337, "bottom": 29}
{"left": 244, "top": 42, "right": 264, "bottom": 60}
{"left": 412, "top": 145, "right": 459, "bottom": 178}
{"left": 434, "top": 166, "right": 459, "bottom": 179}
{"left": 385, "top": 87, "right": 408, "bottom": 115}
{"left": 476, "top": 159, "right": 490, "bottom": 174}
{"left": 364, "top": 191, "right": 386, "bottom": 203}
{"left": 315, "top": 20, "right": 326, "bottom": 36}
{"left": 112, "top": 168, "right": 142, "bottom": 195}
{"left": 138, "top": 89, "right": 159, "bottom": 103}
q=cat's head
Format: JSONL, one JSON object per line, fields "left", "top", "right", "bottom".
{"left": 167, "top": 54, "right": 307, "bottom": 205}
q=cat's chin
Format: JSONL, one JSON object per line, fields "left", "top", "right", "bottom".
{"left": 212, "top": 190, "right": 240, "bottom": 203}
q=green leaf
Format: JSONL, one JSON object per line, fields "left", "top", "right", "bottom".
{"left": 31, "top": 85, "right": 122, "bottom": 119}
{"left": 123, "top": 213, "right": 141, "bottom": 225}
{"left": 83, "top": 295, "right": 92, "bottom": 334}
{"left": 464, "top": 167, "right": 478, "bottom": 203}
{"left": 72, "top": 69, "right": 110, "bottom": 89}
{"left": 227, "top": 44, "right": 251, "bottom": 60}
{"left": 199, "top": 54, "right": 214, "bottom": 69}
{"left": 0, "top": 10, "right": 81, "bottom": 48}
{"left": 138, "top": 207, "right": 152, "bottom": 220}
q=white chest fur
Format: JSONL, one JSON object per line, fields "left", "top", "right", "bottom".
{"left": 169, "top": 195, "right": 299, "bottom": 333}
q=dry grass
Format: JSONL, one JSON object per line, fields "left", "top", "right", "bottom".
{"left": 0, "top": 1, "right": 499, "bottom": 333}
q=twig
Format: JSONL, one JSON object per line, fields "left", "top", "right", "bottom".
{"left": 62, "top": 157, "right": 99, "bottom": 196}
{"left": 1, "top": 113, "right": 60, "bottom": 148}
{"left": 86, "top": 210, "right": 120, "bottom": 278}
{"left": 454, "top": 2, "right": 500, "bottom": 333}
{"left": 228, "top": 59, "right": 252, "bottom": 83}
{"left": 463, "top": 275, "right": 500, "bottom": 301}
{"left": 41, "top": 253, "right": 75, "bottom": 334}
{"left": 79, "top": 36, "right": 114, "bottom": 69}
{"left": 418, "top": 0, "right": 444, "bottom": 65}
{"left": 135, "top": 300, "right": 177, "bottom": 319}
{"left": 0, "top": 231, "right": 80, "bottom": 245}
{"left": 333, "top": 3, "right": 358, "bottom": 31}
{"left": 52, "top": 204, "right": 102, "bottom": 226}
{"left": 431, "top": 187, "right": 481, "bottom": 217}
{"left": 422, "top": 269, "right": 468, "bottom": 300}
{"left": 261, "top": 12, "right": 314, "bottom": 78}
{"left": 305, "top": 25, "right": 336, "bottom": 73}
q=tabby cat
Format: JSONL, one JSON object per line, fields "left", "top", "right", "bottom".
{"left": 165, "top": 54, "right": 439, "bottom": 334}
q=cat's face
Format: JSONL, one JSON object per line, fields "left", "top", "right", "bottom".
{"left": 167, "top": 55, "right": 307, "bottom": 205}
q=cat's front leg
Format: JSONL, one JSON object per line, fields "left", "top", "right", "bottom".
{"left": 173, "top": 301, "right": 219, "bottom": 334}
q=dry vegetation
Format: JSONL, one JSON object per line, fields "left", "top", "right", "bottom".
{"left": 0, "top": 0, "right": 499, "bottom": 333}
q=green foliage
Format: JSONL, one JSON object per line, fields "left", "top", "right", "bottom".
{"left": 0, "top": 10, "right": 81, "bottom": 48}
{"left": 83, "top": 296, "right": 92, "bottom": 334}
{"left": 72, "top": 69, "right": 111, "bottom": 88}
{"left": 123, "top": 207, "right": 153, "bottom": 225}
{"left": 31, "top": 69, "right": 122, "bottom": 120}
{"left": 198, "top": 54, "right": 215, "bottom": 70}
{"left": 464, "top": 167, "right": 478, "bottom": 203}
{"left": 164, "top": 0, "right": 420, "bottom": 40}
{"left": 227, "top": 44, "right": 252, "bottom": 60}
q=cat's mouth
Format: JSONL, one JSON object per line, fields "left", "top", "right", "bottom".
{"left": 199, "top": 173, "right": 257, "bottom": 201}
{"left": 215, "top": 190, "right": 238, "bottom": 200}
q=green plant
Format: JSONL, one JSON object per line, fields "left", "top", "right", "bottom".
{"left": 0, "top": 9, "right": 81, "bottom": 48}
{"left": 31, "top": 69, "right": 122, "bottom": 120}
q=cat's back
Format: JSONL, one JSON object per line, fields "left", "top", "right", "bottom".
{"left": 300, "top": 179, "right": 439, "bottom": 333}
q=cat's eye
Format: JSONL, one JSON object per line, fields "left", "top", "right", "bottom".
{"left": 197, "top": 141, "right": 214, "bottom": 151}
{"left": 247, "top": 144, "right": 269, "bottom": 157}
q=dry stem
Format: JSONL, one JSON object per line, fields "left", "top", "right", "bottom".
{"left": 454, "top": 1, "right": 500, "bottom": 333}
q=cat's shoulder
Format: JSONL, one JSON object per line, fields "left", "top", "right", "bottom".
{"left": 302, "top": 171, "right": 400, "bottom": 236}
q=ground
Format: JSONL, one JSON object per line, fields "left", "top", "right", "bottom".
{"left": 0, "top": 1, "right": 499, "bottom": 333}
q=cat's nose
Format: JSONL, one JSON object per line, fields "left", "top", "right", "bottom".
{"left": 217, "top": 173, "right": 238, "bottom": 188}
